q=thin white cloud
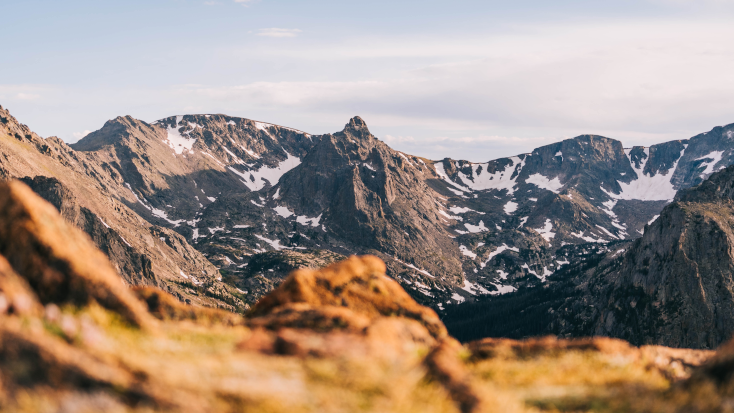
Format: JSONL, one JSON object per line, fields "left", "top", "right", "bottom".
{"left": 16, "top": 93, "right": 40, "bottom": 100}
{"left": 256, "top": 28, "right": 302, "bottom": 38}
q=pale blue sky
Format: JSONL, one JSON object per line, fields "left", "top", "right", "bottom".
{"left": 3, "top": 0, "right": 734, "bottom": 161}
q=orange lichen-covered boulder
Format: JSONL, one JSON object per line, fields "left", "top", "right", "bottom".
{"left": 0, "top": 181, "right": 152, "bottom": 329}
{"left": 249, "top": 255, "right": 447, "bottom": 339}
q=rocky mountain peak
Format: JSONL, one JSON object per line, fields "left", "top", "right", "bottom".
{"left": 343, "top": 116, "right": 370, "bottom": 135}
{"left": 71, "top": 115, "right": 157, "bottom": 151}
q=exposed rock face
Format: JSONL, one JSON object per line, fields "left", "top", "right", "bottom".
{"left": 19, "top": 175, "right": 160, "bottom": 288}
{"left": 0, "top": 106, "right": 242, "bottom": 311}
{"left": 275, "top": 117, "right": 463, "bottom": 295}
{"left": 587, "top": 165, "right": 734, "bottom": 348}
{"left": 0, "top": 181, "right": 152, "bottom": 328}
{"left": 435, "top": 130, "right": 734, "bottom": 302}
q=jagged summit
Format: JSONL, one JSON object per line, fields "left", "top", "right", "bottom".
{"left": 70, "top": 115, "right": 155, "bottom": 151}
{"left": 343, "top": 116, "right": 370, "bottom": 134}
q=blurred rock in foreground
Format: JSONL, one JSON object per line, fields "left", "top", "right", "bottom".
{"left": 0, "top": 179, "right": 731, "bottom": 412}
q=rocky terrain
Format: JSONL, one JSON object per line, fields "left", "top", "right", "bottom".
{"left": 0, "top": 106, "right": 243, "bottom": 311}
{"left": 1, "top": 178, "right": 732, "bottom": 413}
{"left": 3, "top": 103, "right": 734, "bottom": 313}
{"left": 445, "top": 164, "right": 734, "bottom": 350}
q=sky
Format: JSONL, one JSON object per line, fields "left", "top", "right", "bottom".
{"left": 2, "top": 0, "right": 734, "bottom": 161}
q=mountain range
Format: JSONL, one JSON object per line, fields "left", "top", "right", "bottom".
{"left": 2, "top": 104, "right": 734, "bottom": 330}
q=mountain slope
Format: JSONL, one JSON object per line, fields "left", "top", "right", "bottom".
{"left": 0, "top": 105, "right": 243, "bottom": 310}
{"left": 434, "top": 127, "right": 734, "bottom": 304}
{"left": 589, "top": 164, "right": 734, "bottom": 348}
{"left": 445, "top": 164, "right": 734, "bottom": 349}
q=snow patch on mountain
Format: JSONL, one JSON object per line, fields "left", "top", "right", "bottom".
{"left": 518, "top": 216, "right": 529, "bottom": 228}
{"left": 696, "top": 150, "right": 725, "bottom": 178}
{"left": 254, "top": 234, "right": 290, "bottom": 251}
{"left": 526, "top": 173, "right": 564, "bottom": 193}
{"left": 533, "top": 219, "right": 556, "bottom": 243}
{"left": 464, "top": 220, "right": 489, "bottom": 233}
{"left": 596, "top": 225, "right": 619, "bottom": 240}
{"left": 439, "top": 210, "right": 462, "bottom": 221}
{"left": 125, "top": 183, "right": 183, "bottom": 226}
{"left": 522, "top": 263, "right": 541, "bottom": 279}
{"left": 455, "top": 156, "right": 526, "bottom": 195}
{"left": 602, "top": 147, "right": 685, "bottom": 201}
{"left": 571, "top": 230, "right": 607, "bottom": 243}
{"left": 460, "top": 280, "right": 477, "bottom": 295}
{"left": 163, "top": 116, "right": 197, "bottom": 155}
{"left": 222, "top": 146, "right": 245, "bottom": 164}
{"left": 601, "top": 199, "right": 617, "bottom": 218}
{"left": 393, "top": 257, "right": 435, "bottom": 278}
{"left": 254, "top": 121, "right": 276, "bottom": 140}
{"left": 451, "top": 293, "right": 465, "bottom": 303}
{"left": 296, "top": 214, "right": 322, "bottom": 227}
{"left": 490, "top": 283, "right": 517, "bottom": 295}
{"left": 459, "top": 245, "right": 477, "bottom": 259}
{"left": 229, "top": 151, "right": 301, "bottom": 191}
{"left": 273, "top": 206, "right": 294, "bottom": 218}
{"left": 461, "top": 280, "right": 491, "bottom": 295}
{"left": 449, "top": 206, "right": 485, "bottom": 215}
{"left": 434, "top": 163, "right": 472, "bottom": 193}
{"left": 481, "top": 244, "right": 519, "bottom": 268}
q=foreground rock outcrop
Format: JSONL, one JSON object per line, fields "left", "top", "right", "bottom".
{"left": 0, "top": 178, "right": 732, "bottom": 413}
{"left": 0, "top": 181, "right": 152, "bottom": 329}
